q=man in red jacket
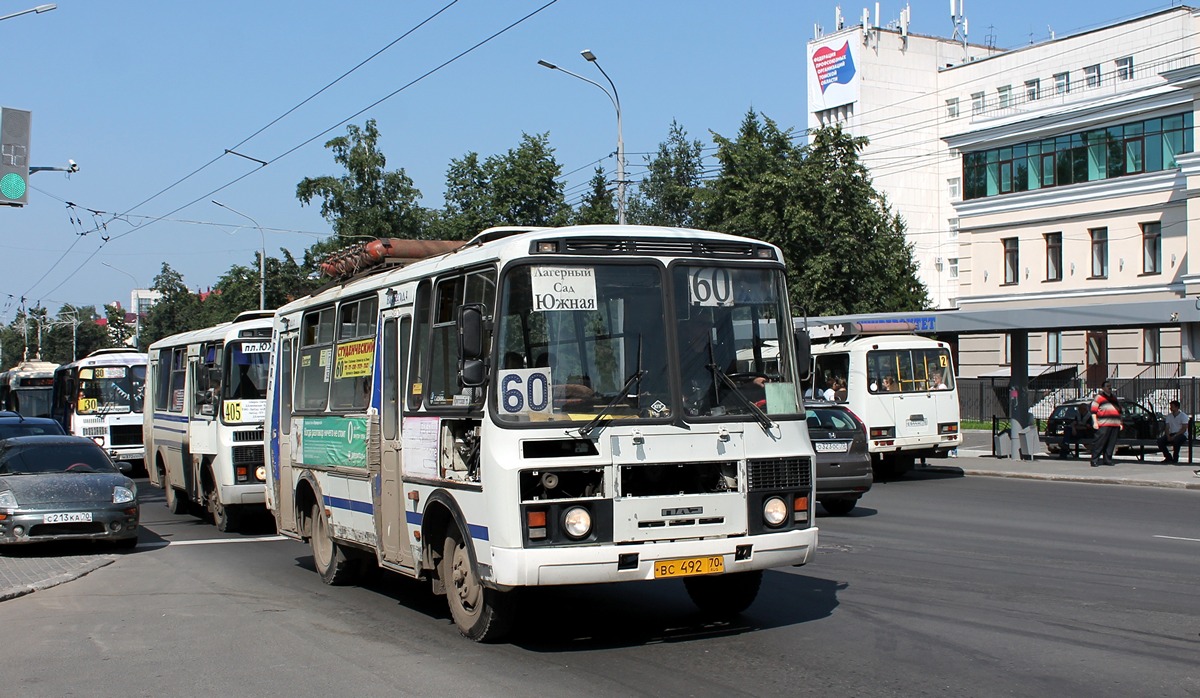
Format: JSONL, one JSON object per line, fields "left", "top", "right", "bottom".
{"left": 1089, "top": 381, "right": 1123, "bottom": 467}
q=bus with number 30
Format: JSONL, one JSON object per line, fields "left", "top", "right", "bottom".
{"left": 265, "top": 226, "right": 819, "bottom": 642}
{"left": 144, "top": 311, "right": 273, "bottom": 532}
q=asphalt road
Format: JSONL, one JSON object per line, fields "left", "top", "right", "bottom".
{"left": 1, "top": 474, "right": 1197, "bottom": 697}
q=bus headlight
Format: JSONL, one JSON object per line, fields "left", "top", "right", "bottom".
{"left": 255, "top": 466, "right": 267, "bottom": 481}
{"left": 92, "top": 436, "right": 105, "bottom": 447}
{"left": 763, "top": 496, "right": 788, "bottom": 527}
{"left": 562, "top": 506, "right": 592, "bottom": 539}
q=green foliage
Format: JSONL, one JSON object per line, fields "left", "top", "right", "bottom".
{"left": 628, "top": 120, "right": 705, "bottom": 228}
{"left": 572, "top": 167, "right": 616, "bottom": 225}
{"left": 104, "top": 304, "right": 134, "bottom": 350}
{"left": 140, "top": 263, "right": 203, "bottom": 348}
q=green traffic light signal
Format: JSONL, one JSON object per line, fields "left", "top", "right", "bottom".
{"left": 0, "top": 172, "right": 26, "bottom": 200}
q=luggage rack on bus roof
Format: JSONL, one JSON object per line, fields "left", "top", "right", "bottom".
{"left": 318, "top": 238, "right": 465, "bottom": 280}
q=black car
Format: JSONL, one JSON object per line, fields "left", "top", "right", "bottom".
{"left": 1044, "top": 396, "right": 1164, "bottom": 454}
{"left": 806, "top": 400, "right": 872, "bottom": 515}
{"left": 0, "top": 435, "right": 139, "bottom": 550}
{"left": 0, "top": 411, "right": 66, "bottom": 440}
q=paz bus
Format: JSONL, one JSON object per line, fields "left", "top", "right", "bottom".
{"left": 144, "top": 311, "right": 273, "bottom": 532}
{"left": 266, "top": 226, "right": 818, "bottom": 641}
{"left": 51, "top": 348, "right": 148, "bottom": 471}
{"left": 809, "top": 331, "right": 961, "bottom": 477}
{"left": 0, "top": 358, "right": 59, "bottom": 417}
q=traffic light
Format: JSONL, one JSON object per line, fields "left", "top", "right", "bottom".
{"left": 0, "top": 108, "right": 31, "bottom": 207}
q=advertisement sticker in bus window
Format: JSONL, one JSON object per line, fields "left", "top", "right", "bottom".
{"left": 321, "top": 348, "right": 333, "bottom": 382}
{"left": 497, "top": 368, "right": 553, "bottom": 417}
{"left": 688, "top": 267, "right": 734, "bottom": 307}
{"left": 531, "top": 267, "right": 597, "bottom": 312}
{"left": 335, "top": 339, "right": 374, "bottom": 379}
{"left": 401, "top": 416, "right": 440, "bottom": 479}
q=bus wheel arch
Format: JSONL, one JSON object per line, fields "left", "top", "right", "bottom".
{"left": 293, "top": 475, "right": 320, "bottom": 540}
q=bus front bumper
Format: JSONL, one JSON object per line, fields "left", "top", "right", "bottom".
{"left": 219, "top": 483, "right": 266, "bottom": 506}
{"left": 487, "top": 527, "right": 818, "bottom": 588}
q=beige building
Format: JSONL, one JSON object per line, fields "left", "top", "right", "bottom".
{"left": 808, "top": 5, "right": 1200, "bottom": 382}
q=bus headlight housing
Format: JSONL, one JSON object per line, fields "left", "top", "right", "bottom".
{"left": 562, "top": 506, "right": 592, "bottom": 539}
{"left": 762, "top": 496, "right": 788, "bottom": 527}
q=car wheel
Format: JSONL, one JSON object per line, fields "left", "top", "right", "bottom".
{"left": 310, "top": 503, "right": 358, "bottom": 586}
{"left": 684, "top": 570, "right": 763, "bottom": 616}
{"left": 441, "top": 527, "right": 514, "bottom": 642}
{"left": 820, "top": 498, "right": 857, "bottom": 516}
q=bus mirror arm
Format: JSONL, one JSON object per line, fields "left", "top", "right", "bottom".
{"left": 793, "top": 328, "right": 811, "bottom": 380}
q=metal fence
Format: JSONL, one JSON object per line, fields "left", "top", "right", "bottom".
{"left": 958, "top": 375, "right": 1200, "bottom": 422}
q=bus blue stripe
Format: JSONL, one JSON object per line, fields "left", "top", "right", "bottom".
{"left": 323, "top": 495, "right": 374, "bottom": 515}
{"left": 153, "top": 413, "right": 190, "bottom": 423}
{"left": 404, "top": 510, "right": 488, "bottom": 541}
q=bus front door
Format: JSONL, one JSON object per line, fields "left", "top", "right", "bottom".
{"left": 375, "top": 314, "right": 414, "bottom": 570}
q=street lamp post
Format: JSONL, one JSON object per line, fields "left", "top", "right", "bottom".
{"left": 538, "top": 49, "right": 626, "bottom": 225}
{"left": 0, "top": 4, "right": 55, "bottom": 23}
{"left": 212, "top": 200, "right": 266, "bottom": 310}
{"left": 102, "top": 262, "right": 140, "bottom": 350}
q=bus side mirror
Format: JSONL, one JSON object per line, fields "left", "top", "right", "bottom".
{"left": 793, "top": 328, "right": 811, "bottom": 381}
{"left": 458, "top": 304, "right": 487, "bottom": 389}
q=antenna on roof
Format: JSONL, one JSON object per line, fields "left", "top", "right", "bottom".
{"left": 950, "top": 0, "right": 969, "bottom": 63}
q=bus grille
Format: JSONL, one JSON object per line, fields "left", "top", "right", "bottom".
{"left": 746, "top": 457, "right": 811, "bottom": 492}
{"left": 231, "top": 445, "right": 264, "bottom": 467}
{"left": 232, "top": 428, "right": 264, "bottom": 443}
{"left": 110, "top": 424, "right": 143, "bottom": 446}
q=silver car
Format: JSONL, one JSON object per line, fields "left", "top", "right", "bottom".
{"left": 0, "top": 435, "right": 139, "bottom": 550}
{"left": 806, "top": 401, "right": 873, "bottom": 515}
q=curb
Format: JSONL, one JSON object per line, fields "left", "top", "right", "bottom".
{"left": 921, "top": 464, "right": 1200, "bottom": 490}
{"left": 0, "top": 557, "right": 116, "bottom": 602}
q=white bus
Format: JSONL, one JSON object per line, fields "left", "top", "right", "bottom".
{"left": 266, "top": 226, "right": 819, "bottom": 641}
{"left": 809, "top": 333, "right": 961, "bottom": 476}
{"left": 51, "top": 348, "right": 148, "bottom": 471}
{"left": 144, "top": 311, "right": 273, "bottom": 532}
{"left": 0, "top": 358, "right": 59, "bottom": 417}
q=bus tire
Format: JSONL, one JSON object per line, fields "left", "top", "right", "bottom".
{"left": 441, "top": 528, "right": 514, "bottom": 642}
{"left": 163, "top": 469, "right": 189, "bottom": 516}
{"left": 310, "top": 503, "right": 357, "bottom": 586}
{"left": 684, "top": 570, "right": 763, "bottom": 616}
{"left": 209, "top": 494, "right": 241, "bottom": 533}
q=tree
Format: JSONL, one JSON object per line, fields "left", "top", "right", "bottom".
{"left": 572, "top": 166, "right": 616, "bottom": 225}
{"left": 297, "top": 119, "right": 427, "bottom": 247}
{"left": 104, "top": 304, "right": 134, "bottom": 349}
{"left": 628, "top": 120, "right": 706, "bottom": 227}
{"left": 140, "top": 263, "right": 204, "bottom": 348}
{"left": 702, "top": 113, "right": 928, "bottom": 315}
{"left": 40, "top": 305, "right": 108, "bottom": 364}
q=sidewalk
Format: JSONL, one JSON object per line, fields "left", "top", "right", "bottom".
{"left": 3, "top": 451, "right": 1198, "bottom": 603}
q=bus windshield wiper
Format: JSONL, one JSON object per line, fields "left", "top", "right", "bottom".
{"left": 708, "top": 360, "right": 775, "bottom": 432}
{"left": 576, "top": 335, "right": 645, "bottom": 438}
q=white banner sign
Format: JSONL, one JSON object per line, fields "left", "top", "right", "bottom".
{"left": 530, "top": 267, "right": 597, "bottom": 312}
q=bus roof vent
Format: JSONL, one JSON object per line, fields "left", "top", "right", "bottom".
{"left": 553, "top": 237, "right": 771, "bottom": 259}
{"left": 86, "top": 348, "right": 138, "bottom": 358}
{"left": 233, "top": 310, "right": 275, "bottom": 323}
{"left": 465, "top": 227, "right": 548, "bottom": 247}
{"left": 319, "top": 238, "right": 465, "bottom": 279}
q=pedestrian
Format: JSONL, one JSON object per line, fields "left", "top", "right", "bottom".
{"left": 1088, "top": 381, "right": 1122, "bottom": 467}
{"left": 1157, "top": 399, "right": 1190, "bottom": 463}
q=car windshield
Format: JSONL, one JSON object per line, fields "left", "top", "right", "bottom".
{"left": 76, "top": 364, "right": 146, "bottom": 415}
{"left": 0, "top": 422, "right": 64, "bottom": 439}
{"left": 806, "top": 406, "right": 859, "bottom": 432}
{"left": 0, "top": 443, "right": 118, "bottom": 474}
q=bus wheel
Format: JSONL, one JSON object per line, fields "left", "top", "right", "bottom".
{"left": 310, "top": 503, "right": 357, "bottom": 586}
{"left": 208, "top": 493, "right": 240, "bottom": 533}
{"left": 441, "top": 528, "right": 514, "bottom": 642}
{"left": 684, "top": 570, "right": 763, "bottom": 616}
{"left": 163, "top": 470, "right": 189, "bottom": 516}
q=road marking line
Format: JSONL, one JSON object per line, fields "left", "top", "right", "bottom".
{"left": 1153, "top": 535, "right": 1200, "bottom": 543}
{"left": 141, "top": 535, "right": 288, "bottom": 549}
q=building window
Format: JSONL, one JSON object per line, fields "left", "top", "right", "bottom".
{"left": 948, "top": 177, "right": 961, "bottom": 199}
{"left": 1003, "top": 333, "right": 1011, "bottom": 365}
{"left": 1048, "top": 331, "right": 1063, "bottom": 364}
{"left": 1143, "top": 328, "right": 1161, "bottom": 364}
{"left": 971, "top": 92, "right": 985, "bottom": 114}
{"left": 946, "top": 98, "right": 959, "bottom": 119}
{"left": 961, "top": 111, "right": 1194, "bottom": 199}
{"left": 1025, "top": 79, "right": 1040, "bottom": 102}
{"left": 1116, "top": 56, "right": 1133, "bottom": 81}
{"left": 948, "top": 217, "right": 959, "bottom": 240}
{"left": 1003, "top": 237, "right": 1019, "bottom": 285}
{"left": 948, "top": 257, "right": 959, "bottom": 279}
{"left": 997, "top": 85, "right": 1012, "bottom": 109}
{"left": 1090, "top": 227, "right": 1108, "bottom": 278}
{"left": 1084, "top": 64, "right": 1101, "bottom": 88}
{"left": 1045, "top": 232, "right": 1063, "bottom": 281}
{"left": 1053, "top": 72, "right": 1070, "bottom": 95}
{"left": 1142, "top": 221, "right": 1161, "bottom": 275}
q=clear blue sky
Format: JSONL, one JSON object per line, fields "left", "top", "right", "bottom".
{"left": 0, "top": 0, "right": 1180, "bottom": 323}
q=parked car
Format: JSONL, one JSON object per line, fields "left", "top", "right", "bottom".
{"left": 805, "top": 400, "right": 872, "bottom": 515}
{"left": 0, "top": 435, "right": 139, "bottom": 550}
{"left": 0, "top": 411, "right": 66, "bottom": 440}
{"left": 1044, "top": 396, "right": 1164, "bottom": 454}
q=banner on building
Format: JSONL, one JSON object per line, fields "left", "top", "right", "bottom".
{"left": 807, "top": 37, "right": 861, "bottom": 112}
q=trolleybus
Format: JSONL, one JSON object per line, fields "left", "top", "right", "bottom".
{"left": 809, "top": 332, "right": 961, "bottom": 476}
{"left": 145, "top": 311, "right": 273, "bottom": 531}
{"left": 266, "top": 226, "right": 818, "bottom": 641}
{"left": 0, "top": 358, "right": 58, "bottom": 417}
{"left": 51, "top": 348, "right": 148, "bottom": 471}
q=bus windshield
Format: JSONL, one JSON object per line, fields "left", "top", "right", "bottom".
{"left": 77, "top": 365, "right": 146, "bottom": 414}
{"left": 223, "top": 339, "right": 271, "bottom": 400}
